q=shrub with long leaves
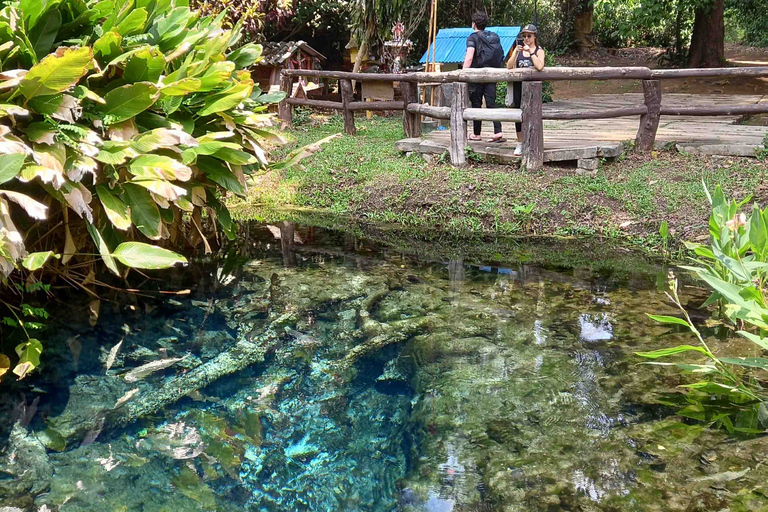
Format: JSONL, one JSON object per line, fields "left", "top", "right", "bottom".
{"left": 0, "top": 0, "right": 287, "bottom": 381}
{"left": 639, "top": 183, "right": 768, "bottom": 434}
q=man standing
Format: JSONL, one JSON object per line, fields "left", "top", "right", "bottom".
{"left": 462, "top": 12, "right": 505, "bottom": 142}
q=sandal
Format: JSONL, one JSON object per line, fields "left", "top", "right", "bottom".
{"left": 488, "top": 137, "right": 507, "bottom": 143}
{"left": 468, "top": 135, "right": 482, "bottom": 141}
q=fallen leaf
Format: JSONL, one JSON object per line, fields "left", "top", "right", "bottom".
{"left": 105, "top": 339, "right": 123, "bottom": 372}
{"left": 124, "top": 356, "right": 185, "bottom": 382}
{"left": 114, "top": 388, "right": 140, "bottom": 408}
{"left": 67, "top": 335, "right": 82, "bottom": 370}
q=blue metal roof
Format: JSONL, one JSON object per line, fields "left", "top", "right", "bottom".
{"left": 419, "top": 26, "right": 521, "bottom": 64}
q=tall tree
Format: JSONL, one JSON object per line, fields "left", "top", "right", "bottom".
{"left": 558, "top": 0, "right": 596, "bottom": 53}
{"left": 688, "top": 0, "right": 725, "bottom": 67}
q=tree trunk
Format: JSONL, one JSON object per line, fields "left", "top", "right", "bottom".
{"left": 688, "top": 0, "right": 725, "bottom": 68}
{"left": 559, "top": 0, "right": 595, "bottom": 53}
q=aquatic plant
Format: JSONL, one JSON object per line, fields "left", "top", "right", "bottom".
{"left": 0, "top": 0, "right": 287, "bottom": 380}
{"left": 639, "top": 183, "right": 768, "bottom": 433}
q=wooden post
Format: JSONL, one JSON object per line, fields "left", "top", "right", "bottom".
{"left": 635, "top": 79, "right": 661, "bottom": 153}
{"left": 449, "top": 82, "right": 468, "bottom": 166}
{"left": 340, "top": 78, "right": 356, "bottom": 135}
{"left": 278, "top": 73, "right": 292, "bottom": 125}
{"left": 401, "top": 81, "right": 421, "bottom": 138}
{"left": 521, "top": 81, "right": 543, "bottom": 170}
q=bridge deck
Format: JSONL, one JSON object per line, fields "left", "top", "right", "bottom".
{"left": 399, "top": 93, "right": 768, "bottom": 163}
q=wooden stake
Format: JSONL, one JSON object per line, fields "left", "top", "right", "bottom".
{"left": 522, "top": 81, "right": 543, "bottom": 170}
{"left": 278, "top": 73, "right": 293, "bottom": 125}
{"left": 340, "top": 78, "right": 356, "bottom": 135}
{"left": 635, "top": 79, "right": 661, "bottom": 153}
{"left": 450, "top": 82, "right": 468, "bottom": 166}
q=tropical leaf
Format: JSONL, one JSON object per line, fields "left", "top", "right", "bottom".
{"left": 28, "top": 9, "right": 61, "bottom": 61}
{"left": 123, "top": 47, "right": 165, "bottom": 83}
{"left": 19, "top": 46, "right": 93, "bottom": 99}
{"left": 255, "top": 92, "right": 287, "bottom": 104}
{"left": 719, "top": 357, "right": 768, "bottom": 372}
{"left": 86, "top": 221, "right": 120, "bottom": 275}
{"left": 635, "top": 345, "right": 709, "bottom": 359}
{"left": 122, "top": 183, "right": 162, "bottom": 239}
{"left": 159, "top": 78, "right": 202, "bottom": 97}
{"left": 96, "top": 185, "right": 132, "bottom": 230}
{"left": 226, "top": 43, "right": 262, "bottom": 69}
{"left": 93, "top": 31, "right": 123, "bottom": 62}
{"left": 99, "top": 82, "right": 159, "bottom": 124}
{"left": 196, "top": 155, "right": 244, "bottom": 195}
{"left": 129, "top": 154, "right": 192, "bottom": 181}
{"left": 0, "top": 190, "right": 47, "bottom": 219}
{"left": 114, "top": 7, "right": 148, "bottom": 37}
{"left": 646, "top": 314, "right": 691, "bottom": 328}
{"left": 130, "top": 128, "right": 197, "bottom": 153}
{"left": 0, "top": 154, "right": 26, "bottom": 185}
{"left": 198, "top": 82, "right": 252, "bottom": 116}
{"left": 22, "top": 251, "right": 57, "bottom": 271}
{"left": 112, "top": 242, "right": 187, "bottom": 269}
{"left": 0, "top": 353, "right": 9, "bottom": 382}
{"left": 13, "top": 339, "right": 43, "bottom": 379}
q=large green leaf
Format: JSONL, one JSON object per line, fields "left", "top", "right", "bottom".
{"left": 86, "top": 221, "right": 120, "bottom": 275}
{"left": 212, "top": 147, "right": 257, "bottom": 165}
{"left": 112, "top": 242, "right": 187, "bottom": 269}
{"left": 93, "top": 31, "right": 123, "bottom": 63}
{"left": 159, "top": 78, "right": 202, "bottom": 97}
{"left": 99, "top": 82, "right": 158, "bottom": 124}
{"left": 738, "top": 330, "right": 768, "bottom": 351}
{"left": 122, "top": 183, "right": 162, "bottom": 239}
{"left": 114, "top": 7, "right": 147, "bottom": 36}
{"left": 151, "top": 7, "right": 194, "bottom": 44}
{"left": 96, "top": 184, "right": 132, "bottom": 230}
{"left": 129, "top": 154, "right": 192, "bottom": 181}
{"left": 0, "top": 154, "right": 26, "bottom": 185}
{"left": 719, "top": 357, "right": 768, "bottom": 372}
{"left": 196, "top": 156, "right": 244, "bottom": 195}
{"left": 123, "top": 47, "right": 165, "bottom": 83}
{"left": 750, "top": 204, "right": 767, "bottom": 257}
{"left": 19, "top": 46, "right": 93, "bottom": 99}
{"left": 22, "top": 251, "right": 57, "bottom": 271}
{"left": 646, "top": 314, "right": 691, "bottom": 328}
{"left": 28, "top": 9, "right": 61, "bottom": 61}
{"left": 197, "top": 62, "right": 234, "bottom": 91}
{"left": 13, "top": 339, "right": 43, "bottom": 379}
{"left": 635, "top": 345, "right": 709, "bottom": 359}
{"left": 198, "top": 82, "right": 251, "bottom": 116}
{"left": 226, "top": 43, "right": 262, "bottom": 69}
{"left": 28, "top": 93, "right": 64, "bottom": 115}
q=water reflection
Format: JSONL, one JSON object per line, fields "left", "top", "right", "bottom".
{"left": 1, "top": 222, "right": 761, "bottom": 512}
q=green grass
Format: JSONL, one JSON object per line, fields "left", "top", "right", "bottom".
{"left": 237, "top": 115, "right": 768, "bottom": 251}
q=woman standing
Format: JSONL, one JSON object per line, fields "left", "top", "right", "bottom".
{"left": 507, "top": 24, "right": 546, "bottom": 156}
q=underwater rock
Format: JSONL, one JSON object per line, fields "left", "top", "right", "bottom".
{"left": 0, "top": 424, "right": 53, "bottom": 508}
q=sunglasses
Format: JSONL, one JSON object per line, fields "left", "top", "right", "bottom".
{"left": 523, "top": 34, "right": 535, "bottom": 38}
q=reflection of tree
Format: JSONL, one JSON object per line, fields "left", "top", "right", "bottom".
{"left": 448, "top": 259, "right": 465, "bottom": 300}
{"left": 280, "top": 221, "right": 297, "bottom": 267}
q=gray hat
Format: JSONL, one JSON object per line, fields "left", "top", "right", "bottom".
{"left": 521, "top": 24, "right": 537, "bottom": 34}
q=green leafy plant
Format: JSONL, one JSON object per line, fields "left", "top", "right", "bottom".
{"left": 0, "top": 0, "right": 288, "bottom": 380}
{"left": 640, "top": 184, "right": 768, "bottom": 433}
{"left": 659, "top": 220, "right": 669, "bottom": 259}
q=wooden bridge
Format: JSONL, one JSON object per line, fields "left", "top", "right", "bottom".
{"left": 277, "top": 66, "right": 768, "bottom": 171}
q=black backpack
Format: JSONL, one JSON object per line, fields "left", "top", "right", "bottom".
{"left": 473, "top": 30, "right": 504, "bottom": 68}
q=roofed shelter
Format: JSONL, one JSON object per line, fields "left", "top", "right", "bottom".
{"left": 420, "top": 26, "right": 521, "bottom": 71}
{"left": 253, "top": 41, "right": 327, "bottom": 91}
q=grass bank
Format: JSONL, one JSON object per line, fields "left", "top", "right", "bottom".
{"left": 232, "top": 114, "right": 768, "bottom": 251}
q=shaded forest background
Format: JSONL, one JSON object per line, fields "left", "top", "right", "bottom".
{"left": 192, "top": 0, "right": 768, "bottom": 68}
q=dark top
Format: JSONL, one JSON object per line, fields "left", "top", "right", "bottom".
{"left": 515, "top": 46, "right": 540, "bottom": 69}
{"left": 466, "top": 30, "right": 504, "bottom": 68}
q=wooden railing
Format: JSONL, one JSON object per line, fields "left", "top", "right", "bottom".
{"left": 278, "top": 66, "right": 768, "bottom": 170}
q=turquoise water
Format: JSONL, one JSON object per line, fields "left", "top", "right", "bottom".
{"left": 1, "top": 221, "right": 766, "bottom": 511}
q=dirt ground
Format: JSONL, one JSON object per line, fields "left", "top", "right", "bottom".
{"left": 552, "top": 43, "right": 768, "bottom": 99}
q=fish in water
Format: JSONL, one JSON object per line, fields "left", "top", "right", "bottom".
{"left": 288, "top": 329, "right": 321, "bottom": 347}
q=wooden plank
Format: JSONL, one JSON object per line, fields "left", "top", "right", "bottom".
{"left": 651, "top": 67, "right": 768, "bottom": 79}
{"left": 450, "top": 83, "right": 469, "bottom": 166}
{"left": 660, "top": 104, "right": 768, "bottom": 116}
{"left": 406, "top": 103, "right": 451, "bottom": 120}
{"left": 635, "top": 80, "right": 661, "bottom": 153}
{"left": 414, "top": 66, "right": 653, "bottom": 83}
{"left": 340, "top": 79, "right": 356, "bottom": 135}
{"left": 522, "top": 81, "right": 544, "bottom": 170}
{"left": 542, "top": 106, "right": 647, "bottom": 120}
{"left": 348, "top": 100, "right": 405, "bottom": 111}
{"left": 282, "top": 69, "right": 416, "bottom": 82}
{"left": 463, "top": 108, "right": 523, "bottom": 123}
{"left": 286, "top": 98, "right": 342, "bottom": 109}
{"left": 362, "top": 80, "right": 394, "bottom": 100}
